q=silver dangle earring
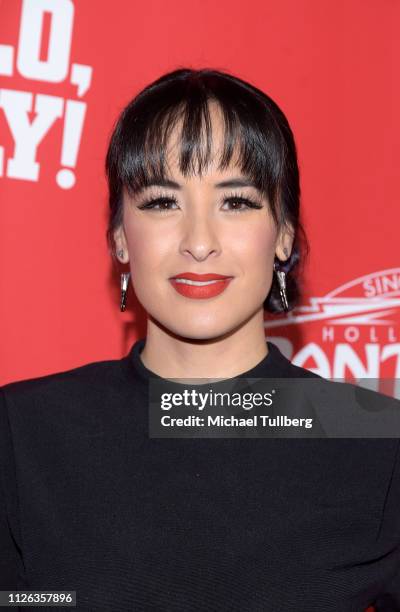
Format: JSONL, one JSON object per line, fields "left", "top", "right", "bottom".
{"left": 120, "top": 272, "right": 130, "bottom": 312}
{"left": 274, "top": 261, "right": 289, "bottom": 312}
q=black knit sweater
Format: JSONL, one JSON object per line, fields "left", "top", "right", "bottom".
{"left": 0, "top": 339, "right": 399, "bottom": 611}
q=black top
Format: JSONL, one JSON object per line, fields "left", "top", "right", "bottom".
{"left": 0, "top": 339, "right": 399, "bottom": 611}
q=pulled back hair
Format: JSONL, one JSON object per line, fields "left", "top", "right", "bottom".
{"left": 105, "top": 67, "right": 309, "bottom": 313}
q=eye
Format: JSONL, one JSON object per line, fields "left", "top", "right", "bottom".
{"left": 137, "top": 196, "right": 179, "bottom": 213}
{"left": 222, "top": 196, "right": 263, "bottom": 213}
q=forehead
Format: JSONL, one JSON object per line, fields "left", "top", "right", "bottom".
{"left": 122, "top": 96, "right": 271, "bottom": 199}
{"left": 162, "top": 101, "right": 241, "bottom": 180}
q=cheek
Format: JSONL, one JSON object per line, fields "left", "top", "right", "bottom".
{"left": 232, "top": 223, "right": 276, "bottom": 269}
{"left": 123, "top": 217, "right": 171, "bottom": 271}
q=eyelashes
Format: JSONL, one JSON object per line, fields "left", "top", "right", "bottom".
{"left": 136, "top": 191, "right": 264, "bottom": 214}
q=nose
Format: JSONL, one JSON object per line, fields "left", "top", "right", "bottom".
{"left": 178, "top": 211, "right": 221, "bottom": 261}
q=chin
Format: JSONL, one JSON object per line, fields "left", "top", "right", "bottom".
{"left": 157, "top": 314, "right": 244, "bottom": 343}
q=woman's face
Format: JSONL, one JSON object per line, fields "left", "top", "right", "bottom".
{"left": 114, "top": 103, "right": 293, "bottom": 341}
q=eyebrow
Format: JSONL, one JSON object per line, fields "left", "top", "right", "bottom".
{"left": 141, "top": 177, "right": 259, "bottom": 190}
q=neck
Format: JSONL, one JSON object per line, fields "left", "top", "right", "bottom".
{"left": 139, "top": 310, "right": 268, "bottom": 380}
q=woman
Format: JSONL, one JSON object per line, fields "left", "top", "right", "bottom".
{"left": 0, "top": 68, "right": 399, "bottom": 611}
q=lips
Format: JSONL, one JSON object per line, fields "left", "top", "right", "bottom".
{"left": 170, "top": 272, "right": 233, "bottom": 281}
{"left": 169, "top": 275, "right": 234, "bottom": 299}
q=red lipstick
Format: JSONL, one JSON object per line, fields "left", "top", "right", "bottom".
{"left": 169, "top": 272, "right": 234, "bottom": 299}
{"left": 170, "top": 272, "right": 232, "bottom": 281}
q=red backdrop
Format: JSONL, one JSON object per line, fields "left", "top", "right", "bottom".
{"left": 1, "top": 0, "right": 399, "bottom": 392}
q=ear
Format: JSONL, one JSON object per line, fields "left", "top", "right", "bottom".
{"left": 113, "top": 224, "right": 130, "bottom": 264}
{"left": 275, "top": 224, "right": 295, "bottom": 261}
